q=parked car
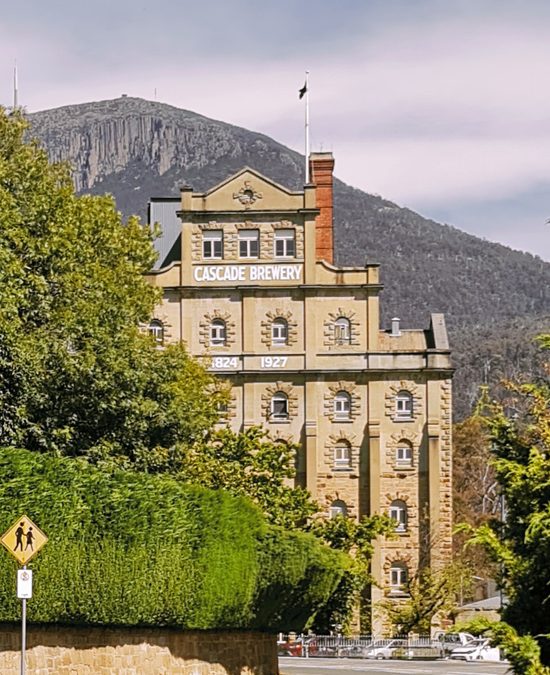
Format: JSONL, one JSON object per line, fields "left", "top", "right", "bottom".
{"left": 365, "top": 639, "right": 410, "bottom": 660}
{"left": 450, "top": 638, "right": 501, "bottom": 662}
{"left": 434, "top": 631, "right": 475, "bottom": 655}
{"left": 278, "top": 637, "right": 319, "bottom": 657}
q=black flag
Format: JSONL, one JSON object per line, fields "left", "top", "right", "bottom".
{"left": 299, "top": 82, "right": 307, "bottom": 99}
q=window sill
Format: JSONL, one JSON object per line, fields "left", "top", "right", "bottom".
{"left": 269, "top": 418, "right": 291, "bottom": 424}
{"left": 394, "top": 465, "right": 414, "bottom": 472}
{"left": 333, "top": 416, "right": 352, "bottom": 423}
{"left": 333, "top": 465, "right": 352, "bottom": 472}
{"left": 387, "top": 590, "right": 410, "bottom": 598}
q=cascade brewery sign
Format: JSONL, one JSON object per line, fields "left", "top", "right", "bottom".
{"left": 193, "top": 264, "right": 302, "bottom": 283}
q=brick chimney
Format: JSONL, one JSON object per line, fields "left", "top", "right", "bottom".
{"left": 309, "top": 152, "right": 335, "bottom": 264}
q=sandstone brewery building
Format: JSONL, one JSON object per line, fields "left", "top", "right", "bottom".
{"left": 147, "top": 153, "right": 453, "bottom": 624}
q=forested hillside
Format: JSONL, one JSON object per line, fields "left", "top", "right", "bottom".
{"left": 27, "top": 97, "right": 550, "bottom": 418}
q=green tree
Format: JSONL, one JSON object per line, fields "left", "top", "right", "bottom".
{"left": 0, "top": 107, "right": 224, "bottom": 463}
{"left": 308, "top": 513, "right": 395, "bottom": 633}
{"left": 179, "top": 426, "right": 394, "bottom": 632}
{"left": 179, "top": 426, "right": 317, "bottom": 527}
{"left": 453, "top": 618, "right": 550, "bottom": 675}
{"left": 460, "top": 334, "right": 550, "bottom": 664}
{"left": 378, "top": 562, "right": 470, "bottom": 634}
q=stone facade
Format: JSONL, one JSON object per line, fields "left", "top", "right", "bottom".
{"left": 0, "top": 624, "right": 276, "bottom": 674}
{"left": 148, "top": 153, "right": 453, "bottom": 630}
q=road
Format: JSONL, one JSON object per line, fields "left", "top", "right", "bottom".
{"left": 279, "top": 656, "right": 510, "bottom": 675}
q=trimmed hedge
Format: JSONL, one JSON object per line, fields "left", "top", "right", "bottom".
{"left": 0, "top": 448, "right": 346, "bottom": 630}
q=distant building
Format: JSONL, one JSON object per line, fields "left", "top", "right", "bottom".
{"left": 147, "top": 153, "right": 453, "bottom": 630}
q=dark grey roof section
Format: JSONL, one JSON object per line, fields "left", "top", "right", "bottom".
{"left": 430, "top": 313, "right": 449, "bottom": 350}
{"left": 149, "top": 198, "right": 181, "bottom": 270}
{"left": 459, "top": 595, "right": 505, "bottom": 610}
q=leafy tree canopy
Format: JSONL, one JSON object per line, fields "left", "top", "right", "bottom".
{"left": 459, "top": 335, "right": 550, "bottom": 664}
{"left": 0, "top": 108, "right": 225, "bottom": 462}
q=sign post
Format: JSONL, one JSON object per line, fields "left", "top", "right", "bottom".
{"left": 1, "top": 515, "right": 48, "bottom": 675}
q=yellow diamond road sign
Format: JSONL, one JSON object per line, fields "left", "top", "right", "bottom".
{"left": 1, "top": 515, "right": 48, "bottom": 565}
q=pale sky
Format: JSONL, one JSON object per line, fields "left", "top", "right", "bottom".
{"left": 1, "top": 0, "right": 549, "bottom": 260}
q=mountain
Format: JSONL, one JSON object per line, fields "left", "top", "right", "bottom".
{"left": 27, "top": 97, "right": 550, "bottom": 419}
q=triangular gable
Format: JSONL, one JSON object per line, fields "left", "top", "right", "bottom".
{"left": 193, "top": 167, "right": 304, "bottom": 212}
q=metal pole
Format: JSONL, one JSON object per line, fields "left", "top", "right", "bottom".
{"left": 304, "top": 70, "right": 310, "bottom": 183}
{"left": 21, "top": 565, "right": 26, "bottom": 675}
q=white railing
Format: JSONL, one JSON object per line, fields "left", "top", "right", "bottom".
{"left": 277, "top": 634, "right": 446, "bottom": 659}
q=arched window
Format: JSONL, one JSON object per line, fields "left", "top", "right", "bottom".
{"left": 271, "top": 318, "right": 288, "bottom": 346}
{"left": 329, "top": 500, "right": 348, "bottom": 519}
{"left": 395, "top": 390, "right": 413, "bottom": 419}
{"left": 390, "top": 562, "right": 408, "bottom": 591}
{"left": 334, "top": 317, "right": 351, "bottom": 345}
{"left": 271, "top": 392, "right": 289, "bottom": 420}
{"left": 389, "top": 500, "right": 407, "bottom": 532}
{"left": 334, "top": 440, "right": 352, "bottom": 469}
{"left": 334, "top": 391, "right": 352, "bottom": 419}
{"left": 148, "top": 319, "right": 164, "bottom": 345}
{"left": 395, "top": 442, "right": 413, "bottom": 467}
{"left": 210, "top": 319, "right": 227, "bottom": 346}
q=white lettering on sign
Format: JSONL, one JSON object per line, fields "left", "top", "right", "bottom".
{"left": 260, "top": 356, "right": 288, "bottom": 368}
{"left": 211, "top": 357, "right": 239, "bottom": 369}
{"left": 193, "top": 265, "right": 302, "bottom": 283}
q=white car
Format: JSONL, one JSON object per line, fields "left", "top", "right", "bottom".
{"left": 450, "top": 638, "right": 501, "bottom": 661}
{"left": 365, "top": 639, "right": 409, "bottom": 659}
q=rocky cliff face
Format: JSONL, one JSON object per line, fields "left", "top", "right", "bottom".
{"left": 26, "top": 96, "right": 550, "bottom": 419}
{"left": 28, "top": 97, "right": 305, "bottom": 204}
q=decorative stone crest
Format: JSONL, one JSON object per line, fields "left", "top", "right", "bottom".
{"left": 233, "top": 181, "right": 263, "bottom": 209}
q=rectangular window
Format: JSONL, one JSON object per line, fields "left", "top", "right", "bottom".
{"left": 390, "top": 567, "right": 407, "bottom": 588}
{"left": 274, "top": 229, "right": 295, "bottom": 258}
{"left": 271, "top": 396, "right": 288, "bottom": 419}
{"left": 239, "top": 230, "right": 259, "bottom": 258}
{"left": 334, "top": 444, "right": 351, "bottom": 468}
{"left": 203, "top": 230, "right": 223, "bottom": 259}
{"left": 396, "top": 446, "right": 413, "bottom": 466}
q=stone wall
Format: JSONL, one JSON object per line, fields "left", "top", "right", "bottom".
{"left": 0, "top": 624, "right": 277, "bottom": 675}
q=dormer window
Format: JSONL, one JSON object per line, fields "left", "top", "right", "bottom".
{"left": 203, "top": 230, "right": 223, "bottom": 259}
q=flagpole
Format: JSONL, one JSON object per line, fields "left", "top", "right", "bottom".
{"left": 304, "top": 70, "right": 310, "bottom": 183}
